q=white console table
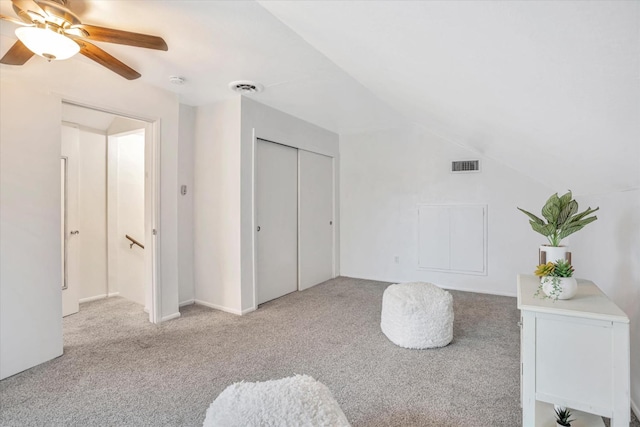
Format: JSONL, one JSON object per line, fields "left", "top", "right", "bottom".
{"left": 517, "top": 274, "right": 630, "bottom": 427}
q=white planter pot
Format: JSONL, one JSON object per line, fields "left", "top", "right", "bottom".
{"left": 541, "top": 276, "right": 578, "bottom": 300}
{"left": 540, "top": 245, "right": 569, "bottom": 264}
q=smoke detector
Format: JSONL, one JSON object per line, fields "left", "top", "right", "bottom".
{"left": 228, "top": 80, "right": 264, "bottom": 94}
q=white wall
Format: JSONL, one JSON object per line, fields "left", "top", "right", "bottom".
{"left": 107, "top": 117, "right": 150, "bottom": 309}
{"left": 570, "top": 189, "right": 640, "bottom": 417}
{"left": 339, "top": 124, "right": 552, "bottom": 296}
{"left": 193, "top": 96, "right": 340, "bottom": 314}
{"left": 77, "top": 128, "right": 108, "bottom": 301}
{"left": 194, "top": 98, "right": 243, "bottom": 313}
{"left": 114, "top": 132, "right": 146, "bottom": 306}
{"left": 0, "top": 80, "right": 63, "bottom": 379}
{"left": 178, "top": 105, "right": 195, "bottom": 306}
{"left": 0, "top": 55, "right": 182, "bottom": 378}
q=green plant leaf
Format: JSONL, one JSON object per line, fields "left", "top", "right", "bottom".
{"left": 517, "top": 207, "right": 544, "bottom": 225}
{"left": 531, "top": 222, "right": 555, "bottom": 236}
{"left": 559, "top": 190, "right": 573, "bottom": 208}
{"left": 557, "top": 200, "right": 578, "bottom": 227}
{"left": 565, "top": 206, "right": 599, "bottom": 224}
{"left": 542, "top": 199, "right": 560, "bottom": 224}
{"left": 559, "top": 216, "right": 598, "bottom": 240}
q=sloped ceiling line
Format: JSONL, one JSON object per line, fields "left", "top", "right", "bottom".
{"left": 258, "top": 0, "right": 640, "bottom": 195}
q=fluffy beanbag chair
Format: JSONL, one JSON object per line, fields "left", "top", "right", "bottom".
{"left": 380, "top": 282, "right": 454, "bottom": 349}
{"left": 203, "top": 375, "right": 351, "bottom": 427}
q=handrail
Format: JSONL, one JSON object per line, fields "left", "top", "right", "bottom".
{"left": 125, "top": 234, "right": 144, "bottom": 249}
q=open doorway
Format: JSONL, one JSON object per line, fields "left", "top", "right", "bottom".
{"left": 60, "top": 102, "right": 158, "bottom": 323}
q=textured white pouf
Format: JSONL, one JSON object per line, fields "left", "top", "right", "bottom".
{"left": 380, "top": 282, "right": 454, "bottom": 349}
{"left": 202, "top": 375, "right": 351, "bottom": 427}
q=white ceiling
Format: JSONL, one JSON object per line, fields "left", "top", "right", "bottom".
{"left": 1, "top": 1, "right": 638, "bottom": 194}
{"left": 0, "top": 0, "right": 405, "bottom": 134}
{"left": 260, "top": 1, "right": 640, "bottom": 194}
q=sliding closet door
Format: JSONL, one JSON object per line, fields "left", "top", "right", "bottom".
{"left": 256, "top": 140, "right": 298, "bottom": 305}
{"left": 299, "top": 151, "right": 334, "bottom": 290}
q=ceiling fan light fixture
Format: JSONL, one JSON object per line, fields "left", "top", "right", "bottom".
{"left": 15, "top": 26, "right": 79, "bottom": 61}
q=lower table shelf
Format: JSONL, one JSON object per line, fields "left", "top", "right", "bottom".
{"left": 535, "top": 402, "right": 604, "bottom": 427}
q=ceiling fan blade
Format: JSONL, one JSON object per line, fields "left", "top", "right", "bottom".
{"left": 76, "top": 40, "right": 141, "bottom": 80}
{"left": 0, "top": 13, "right": 33, "bottom": 26}
{"left": 0, "top": 40, "right": 35, "bottom": 65}
{"left": 12, "top": 0, "right": 47, "bottom": 20}
{"left": 76, "top": 24, "right": 168, "bottom": 51}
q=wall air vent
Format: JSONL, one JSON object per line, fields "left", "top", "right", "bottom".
{"left": 451, "top": 160, "right": 480, "bottom": 173}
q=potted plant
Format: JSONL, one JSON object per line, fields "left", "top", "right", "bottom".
{"left": 534, "top": 259, "right": 577, "bottom": 300}
{"left": 518, "top": 190, "right": 599, "bottom": 263}
{"left": 554, "top": 407, "right": 575, "bottom": 427}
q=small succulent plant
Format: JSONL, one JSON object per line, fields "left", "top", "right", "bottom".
{"left": 534, "top": 259, "right": 575, "bottom": 300}
{"left": 552, "top": 259, "right": 574, "bottom": 278}
{"left": 534, "top": 259, "right": 574, "bottom": 279}
{"left": 555, "top": 407, "right": 575, "bottom": 427}
{"left": 535, "top": 262, "right": 555, "bottom": 277}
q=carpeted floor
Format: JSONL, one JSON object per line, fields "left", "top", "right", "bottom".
{"left": 0, "top": 277, "right": 637, "bottom": 426}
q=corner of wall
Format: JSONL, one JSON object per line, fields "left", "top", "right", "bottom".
{"left": 193, "top": 97, "right": 243, "bottom": 314}
{"left": 178, "top": 104, "right": 196, "bottom": 305}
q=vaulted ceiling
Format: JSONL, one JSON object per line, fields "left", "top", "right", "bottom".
{"left": 1, "top": 1, "right": 638, "bottom": 194}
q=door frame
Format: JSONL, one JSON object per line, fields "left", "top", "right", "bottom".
{"left": 60, "top": 100, "right": 162, "bottom": 324}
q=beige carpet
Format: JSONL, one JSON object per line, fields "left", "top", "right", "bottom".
{"left": 1, "top": 277, "right": 637, "bottom": 426}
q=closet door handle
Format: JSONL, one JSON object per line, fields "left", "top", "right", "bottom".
{"left": 257, "top": 226, "right": 261, "bottom": 232}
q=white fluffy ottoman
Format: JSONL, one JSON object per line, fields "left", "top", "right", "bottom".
{"left": 380, "top": 282, "right": 454, "bottom": 349}
{"left": 202, "top": 375, "right": 351, "bottom": 427}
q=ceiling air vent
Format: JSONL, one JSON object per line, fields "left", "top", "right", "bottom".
{"left": 451, "top": 160, "right": 480, "bottom": 173}
{"left": 228, "top": 80, "right": 264, "bottom": 94}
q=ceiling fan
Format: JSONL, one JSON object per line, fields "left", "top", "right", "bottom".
{"left": 0, "top": 0, "right": 168, "bottom": 80}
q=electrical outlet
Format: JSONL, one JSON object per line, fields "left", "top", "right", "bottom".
{"left": 394, "top": 256, "right": 400, "bottom": 264}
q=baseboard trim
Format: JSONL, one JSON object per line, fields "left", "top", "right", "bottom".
{"left": 241, "top": 307, "right": 256, "bottom": 315}
{"left": 339, "top": 275, "right": 517, "bottom": 298}
{"left": 107, "top": 292, "right": 120, "bottom": 298}
{"left": 194, "top": 299, "right": 245, "bottom": 316}
{"left": 631, "top": 397, "right": 639, "bottom": 421}
{"left": 79, "top": 294, "right": 107, "bottom": 304}
{"left": 179, "top": 299, "right": 195, "bottom": 307}
{"left": 161, "top": 312, "right": 181, "bottom": 322}
{"left": 439, "top": 284, "right": 516, "bottom": 298}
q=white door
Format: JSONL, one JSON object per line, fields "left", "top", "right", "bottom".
{"left": 299, "top": 150, "right": 334, "bottom": 290}
{"left": 61, "top": 125, "right": 80, "bottom": 317}
{"left": 256, "top": 139, "right": 298, "bottom": 305}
